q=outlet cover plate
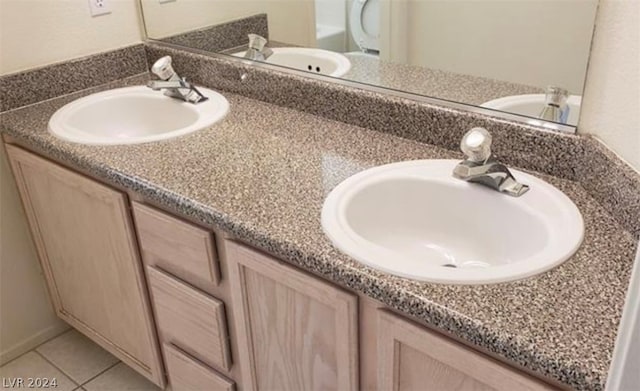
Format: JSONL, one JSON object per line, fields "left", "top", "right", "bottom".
{"left": 88, "top": 0, "right": 111, "bottom": 16}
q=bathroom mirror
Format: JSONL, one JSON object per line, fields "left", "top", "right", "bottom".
{"left": 140, "top": 0, "right": 598, "bottom": 131}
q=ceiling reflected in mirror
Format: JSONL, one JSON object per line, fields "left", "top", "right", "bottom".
{"left": 140, "top": 0, "right": 598, "bottom": 130}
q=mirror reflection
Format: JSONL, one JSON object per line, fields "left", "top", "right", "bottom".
{"left": 141, "top": 0, "right": 598, "bottom": 128}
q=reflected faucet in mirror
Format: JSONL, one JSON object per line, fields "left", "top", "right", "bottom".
{"left": 539, "top": 86, "right": 570, "bottom": 124}
{"left": 146, "top": 56, "right": 208, "bottom": 104}
{"left": 244, "top": 34, "right": 273, "bottom": 61}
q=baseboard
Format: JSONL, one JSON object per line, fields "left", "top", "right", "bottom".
{"left": 0, "top": 323, "right": 70, "bottom": 366}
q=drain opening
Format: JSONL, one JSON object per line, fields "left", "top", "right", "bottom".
{"left": 441, "top": 264, "right": 458, "bottom": 268}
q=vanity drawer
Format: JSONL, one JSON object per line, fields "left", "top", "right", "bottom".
{"left": 164, "top": 343, "right": 235, "bottom": 391}
{"left": 133, "top": 202, "right": 220, "bottom": 287}
{"left": 147, "top": 266, "right": 232, "bottom": 372}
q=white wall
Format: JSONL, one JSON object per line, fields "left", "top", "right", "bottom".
{"left": 382, "top": 0, "right": 598, "bottom": 93}
{"left": 315, "top": 0, "right": 346, "bottom": 29}
{"left": 141, "top": 0, "right": 317, "bottom": 47}
{"left": 267, "top": 1, "right": 317, "bottom": 47}
{"left": 607, "top": 246, "right": 640, "bottom": 389}
{"left": 0, "top": 147, "right": 68, "bottom": 365}
{"left": 579, "top": 0, "right": 640, "bottom": 171}
{"left": 584, "top": 1, "right": 640, "bottom": 385}
{"left": 0, "top": 0, "right": 144, "bottom": 75}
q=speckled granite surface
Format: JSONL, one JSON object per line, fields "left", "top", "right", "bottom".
{"left": 149, "top": 38, "right": 545, "bottom": 121}
{"left": 343, "top": 53, "right": 544, "bottom": 106}
{"left": 145, "top": 44, "right": 585, "bottom": 180}
{"left": 157, "top": 14, "right": 268, "bottom": 53}
{"left": 576, "top": 140, "right": 640, "bottom": 238}
{"left": 143, "top": 44, "right": 640, "bottom": 238}
{"left": 1, "top": 74, "right": 637, "bottom": 390}
{"left": 0, "top": 45, "right": 147, "bottom": 112}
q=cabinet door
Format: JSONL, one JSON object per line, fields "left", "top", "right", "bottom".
{"left": 377, "top": 310, "right": 555, "bottom": 391}
{"left": 5, "top": 145, "right": 164, "bottom": 387}
{"left": 226, "top": 241, "right": 358, "bottom": 391}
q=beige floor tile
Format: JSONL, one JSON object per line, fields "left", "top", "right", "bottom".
{"left": 0, "top": 351, "right": 77, "bottom": 390}
{"left": 83, "top": 363, "right": 161, "bottom": 391}
{"left": 36, "top": 329, "right": 119, "bottom": 384}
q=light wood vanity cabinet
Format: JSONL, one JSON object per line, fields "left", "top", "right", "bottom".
{"left": 4, "top": 145, "right": 164, "bottom": 387}
{"left": 5, "top": 143, "right": 559, "bottom": 391}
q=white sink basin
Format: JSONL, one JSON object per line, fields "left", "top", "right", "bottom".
{"left": 482, "top": 94, "right": 582, "bottom": 126}
{"left": 321, "top": 160, "right": 584, "bottom": 284}
{"left": 233, "top": 47, "right": 351, "bottom": 77}
{"left": 49, "top": 86, "right": 229, "bottom": 145}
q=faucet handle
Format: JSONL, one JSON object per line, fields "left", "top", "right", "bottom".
{"left": 151, "top": 56, "right": 177, "bottom": 81}
{"left": 461, "top": 127, "right": 492, "bottom": 162}
{"left": 248, "top": 34, "right": 268, "bottom": 51}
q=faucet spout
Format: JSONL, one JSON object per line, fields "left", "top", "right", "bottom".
{"left": 453, "top": 159, "right": 530, "bottom": 196}
{"left": 453, "top": 128, "right": 530, "bottom": 197}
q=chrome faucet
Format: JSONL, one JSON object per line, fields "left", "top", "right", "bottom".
{"left": 146, "top": 56, "right": 208, "bottom": 104}
{"left": 539, "top": 86, "right": 570, "bottom": 123}
{"left": 452, "top": 127, "right": 530, "bottom": 197}
{"left": 244, "top": 34, "right": 273, "bottom": 61}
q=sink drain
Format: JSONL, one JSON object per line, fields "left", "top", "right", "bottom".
{"left": 441, "top": 264, "right": 458, "bottom": 268}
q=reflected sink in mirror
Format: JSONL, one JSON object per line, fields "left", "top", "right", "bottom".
{"left": 232, "top": 47, "right": 352, "bottom": 77}
{"left": 48, "top": 86, "right": 229, "bottom": 145}
{"left": 322, "top": 160, "right": 584, "bottom": 284}
{"left": 482, "top": 94, "right": 582, "bottom": 126}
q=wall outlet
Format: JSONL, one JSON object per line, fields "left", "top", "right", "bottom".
{"left": 88, "top": 0, "right": 112, "bottom": 17}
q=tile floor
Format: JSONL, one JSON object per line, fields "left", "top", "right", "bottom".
{"left": 0, "top": 329, "right": 161, "bottom": 391}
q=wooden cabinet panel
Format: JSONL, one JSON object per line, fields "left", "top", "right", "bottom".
{"left": 147, "top": 266, "right": 232, "bottom": 372}
{"left": 133, "top": 201, "right": 220, "bottom": 287}
{"left": 226, "top": 241, "right": 359, "bottom": 391}
{"left": 165, "top": 344, "right": 235, "bottom": 391}
{"left": 377, "top": 310, "right": 556, "bottom": 391}
{"left": 4, "top": 145, "right": 164, "bottom": 387}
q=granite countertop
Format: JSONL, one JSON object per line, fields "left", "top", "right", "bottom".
{"left": 216, "top": 47, "right": 543, "bottom": 107}
{"left": 1, "top": 74, "right": 636, "bottom": 391}
{"left": 342, "top": 53, "right": 543, "bottom": 106}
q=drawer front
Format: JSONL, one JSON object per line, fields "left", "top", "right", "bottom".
{"left": 147, "top": 266, "right": 232, "bottom": 372}
{"left": 165, "top": 344, "right": 235, "bottom": 391}
{"left": 133, "top": 202, "right": 220, "bottom": 287}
